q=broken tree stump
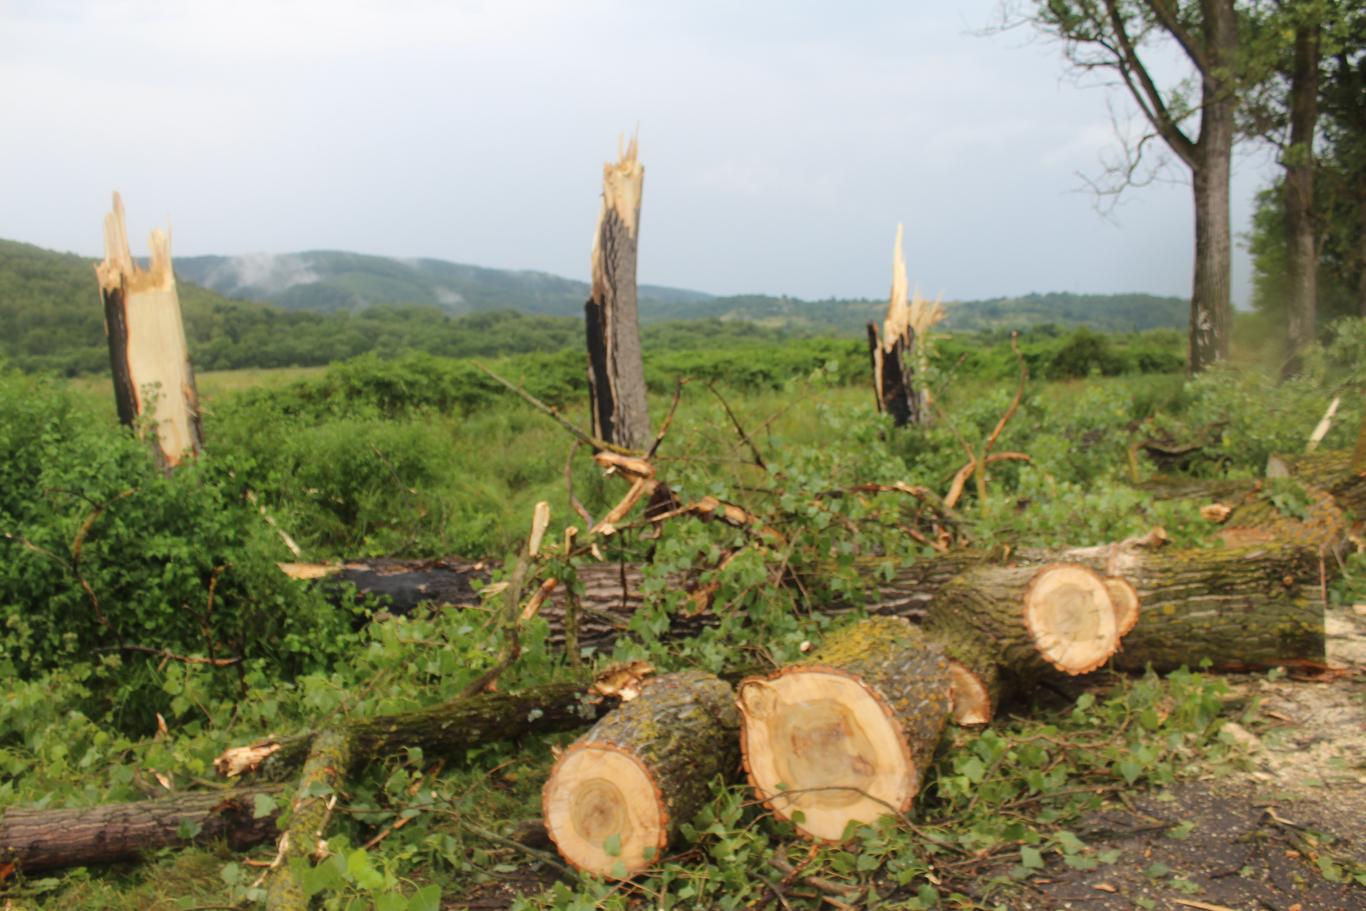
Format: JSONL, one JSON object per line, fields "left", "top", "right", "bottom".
{"left": 96, "top": 192, "right": 203, "bottom": 470}
{"left": 584, "top": 135, "right": 651, "bottom": 451}
{"left": 0, "top": 787, "right": 282, "bottom": 872}
{"left": 867, "top": 225, "right": 919, "bottom": 427}
{"left": 542, "top": 670, "right": 738, "bottom": 877}
{"left": 737, "top": 617, "right": 951, "bottom": 842}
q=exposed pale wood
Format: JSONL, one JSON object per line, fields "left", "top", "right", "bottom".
{"left": 1104, "top": 576, "right": 1141, "bottom": 638}
{"left": 96, "top": 192, "right": 202, "bottom": 469}
{"left": 543, "top": 671, "right": 737, "bottom": 877}
{"left": 1022, "top": 564, "right": 1119, "bottom": 675}
{"left": 585, "top": 135, "right": 651, "bottom": 451}
{"left": 738, "top": 618, "right": 950, "bottom": 842}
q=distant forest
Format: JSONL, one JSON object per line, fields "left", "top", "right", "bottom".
{"left": 1, "top": 238, "right": 1187, "bottom": 375}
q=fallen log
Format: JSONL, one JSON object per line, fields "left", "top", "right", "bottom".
{"left": 1265, "top": 450, "right": 1366, "bottom": 518}
{"left": 542, "top": 670, "right": 738, "bottom": 878}
{"left": 922, "top": 563, "right": 1120, "bottom": 725}
{"left": 0, "top": 786, "right": 281, "bottom": 872}
{"left": 266, "top": 730, "right": 351, "bottom": 910}
{"left": 215, "top": 680, "right": 613, "bottom": 781}
{"left": 737, "top": 617, "right": 951, "bottom": 842}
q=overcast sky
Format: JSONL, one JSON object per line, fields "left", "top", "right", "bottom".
{"left": 0, "top": 0, "right": 1278, "bottom": 304}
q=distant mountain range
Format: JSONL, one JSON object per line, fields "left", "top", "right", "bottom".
{"left": 174, "top": 249, "right": 1187, "bottom": 333}
{"left": 173, "top": 251, "right": 712, "bottom": 317}
{"left": 1, "top": 236, "right": 1188, "bottom": 375}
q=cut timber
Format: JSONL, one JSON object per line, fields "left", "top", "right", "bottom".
{"left": 1104, "top": 576, "right": 1141, "bottom": 638}
{"left": 543, "top": 670, "right": 738, "bottom": 877}
{"left": 1046, "top": 539, "right": 1327, "bottom": 673}
{"left": 0, "top": 787, "right": 281, "bottom": 872}
{"left": 585, "top": 135, "right": 651, "bottom": 451}
{"left": 738, "top": 617, "right": 951, "bottom": 842}
{"left": 96, "top": 192, "right": 203, "bottom": 469}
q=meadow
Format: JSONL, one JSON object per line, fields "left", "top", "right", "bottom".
{"left": 1, "top": 318, "right": 1363, "bottom": 910}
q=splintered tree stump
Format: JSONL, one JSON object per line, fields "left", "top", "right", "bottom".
{"left": 542, "top": 670, "right": 738, "bottom": 878}
{"left": 584, "top": 135, "right": 652, "bottom": 451}
{"left": 737, "top": 617, "right": 951, "bottom": 842}
{"left": 96, "top": 192, "right": 203, "bottom": 470}
{"left": 868, "top": 226, "right": 919, "bottom": 426}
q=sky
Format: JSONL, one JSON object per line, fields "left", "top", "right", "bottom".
{"left": 0, "top": 0, "right": 1279, "bottom": 304}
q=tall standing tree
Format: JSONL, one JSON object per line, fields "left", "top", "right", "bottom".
{"left": 1024, "top": 1, "right": 1241, "bottom": 373}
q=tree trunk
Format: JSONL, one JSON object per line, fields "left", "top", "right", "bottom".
{"left": 542, "top": 671, "right": 737, "bottom": 877}
{"left": 215, "top": 680, "right": 613, "bottom": 782}
{"left": 266, "top": 731, "right": 351, "bottom": 911}
{"left": 738, "top": 617, "right": 951, "bottom": 842}
{"left": 0, "top": 787, "right": 282, "bottom": 872}
{"left": 920, "top": 564, "right": 1121, "bottom": 724}
{"left": 585, "top": 136, "right": 651, "bottom": 451}
{"left": 1187, "top": 0, "right": 1237, "bottom": 374}
{"left": 1266, "top": 449, "right": 1366, "bottom": 518}
{"left": 868, "top": 226, "right": 920, "bottom": 426}
{"left": 96, "top": 192, "right": 203, "bottom": 470}
{"left": 1284, "top": 20, "right": 1321, "bottom": 357}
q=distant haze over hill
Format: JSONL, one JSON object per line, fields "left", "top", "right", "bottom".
{"left": 173, "top": 251, "right": 712, "bottom": 317}
{"left": 174, "top": 249, "right": 1187, "bottom": 333}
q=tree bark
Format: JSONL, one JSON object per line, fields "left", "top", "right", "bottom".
{"left": 868, "top": 226, "right": 921, "bottom": 426}
{"left": 1266, "top": 449, "right": 1366, "bottom": 518}
{"left": 96, "top": 192, "right": 203, "bottom": 471}
{"left": 738, "top": 617, "right": 951, "bottom": 842}
{"left": 215, "top": 680, "right": 613, "bottom": 782}
{"left": 266, "top": 730, "right": 351, "bottom": 911}
{"left": 1188, "top": 0, "right": 1237, "bottom": 374}
{"left": 542, "top": 671, "right": 738, "bottom": 877}
{"left": 585, "top": 136, "right": 651, "bottom": 451}
{"left": 1284, "top": 19, "right": 1321, "bottom": 357}
{"left": 0, "top": 787, "right": 282, "bottom": 872}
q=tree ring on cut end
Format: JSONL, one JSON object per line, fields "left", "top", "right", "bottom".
{"left": 1022, "top": 564, "right": 1119, "bottom": 675}
{"left": 543, "top": 744, "right": 666, "bottom": 877}
{"left": 1103, "top": 576, "right": 1141, "bottom": 637}
{"left": 946, "top": 660, "right": 992, "bottom": 725}
{"left": 739, "top": 669, "right": 915, "bottom": 841}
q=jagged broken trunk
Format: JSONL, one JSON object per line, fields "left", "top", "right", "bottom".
{"left": 96, "top": 193, "right": 203, "bottom": 471}
{"left": 585, "top": 137, "right": 651, "bottom": 451}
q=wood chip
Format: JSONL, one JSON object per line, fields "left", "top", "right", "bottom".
{"left": 1173, "top": 900, "right": 1240, "bottom": 911}
{"left": 1092, "top": 882, "right": 1117, "bottom": 892}
{"left": 1199, "top": 503, "right": 1233, "bottom": 523}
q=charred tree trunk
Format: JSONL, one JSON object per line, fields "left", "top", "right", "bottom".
{"left": 0, "top": 787, "right": 281, "bottom": 872}
{"left": 96, "top": 193, "right": 203, "bottom": 470}
{"left": 1284, "top": 19, "right": 1321, "bottom": 360}
{"left": 542, "top": 671, "right": 738, "bottom": 877}
{"left": 738, "top": 617, "right": 951, "bottom": 842}
{"left": 585, "top": 136, "right": 651, "bottom": 451}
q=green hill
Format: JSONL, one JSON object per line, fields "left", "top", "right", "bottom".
{"left": 173, "top": 250, "right": 712, "bottom": 316}
{"left": 2, "top": 237, "right": 1188, "bottom": 375}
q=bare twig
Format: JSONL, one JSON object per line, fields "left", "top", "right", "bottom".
{"left": 707, "top": 381, "right": 767, "bottom": 470}
{"left": 473, "top": 361, "right": 638, "bottom": 456}
{"left": 647, "top": 377, "right": 690, "bottom": 460}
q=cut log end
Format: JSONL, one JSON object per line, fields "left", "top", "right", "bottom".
{"left": 543, "top": 743, "right": 667, "bottom": 878}
{"left": 946, "top": 660, "right": 993, "bottom": 726}
{"left": 1021, "top": 564, "right": 1118, "bottom": 675}
{"left": 1103, "top": 576, "right": 1141, "bottom": 638}
{"left": 738, "top": 669, "right": 916, "bottom": 842}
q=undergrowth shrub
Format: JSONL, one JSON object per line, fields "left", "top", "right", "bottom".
{"left": 0, "top": 368, "right": 355, "bottom": 729}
